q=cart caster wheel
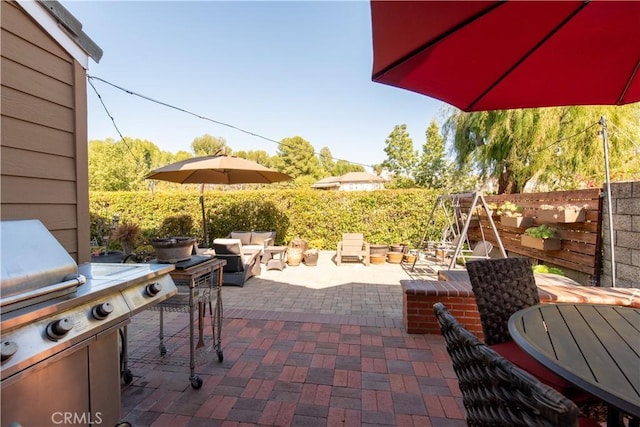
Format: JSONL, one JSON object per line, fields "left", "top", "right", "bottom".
{"left": 190, "top": 376, "right": 203, "bottom": 389}
{"left": 217, "top": 350, "right": 224, "bottom": 362}
{"left": 159, "top": 345, "right": 167, "bottom": 356}
{"left": 122, "top": 369, "right": 133, "bottom": 384}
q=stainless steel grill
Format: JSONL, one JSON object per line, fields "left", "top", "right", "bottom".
{"left": 1, "top": 219, "right": 178, "bottom": 426}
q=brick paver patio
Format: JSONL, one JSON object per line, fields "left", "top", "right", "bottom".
{"left": 121, "top": 251, "right": 466, "bottom": 426}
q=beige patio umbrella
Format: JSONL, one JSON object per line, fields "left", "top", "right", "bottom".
{"left": 146, "top": 154, "right": 292, "bottom": 246}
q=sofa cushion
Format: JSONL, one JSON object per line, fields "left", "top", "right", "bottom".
{"left": 251, "top": 231, "right": 274, "bottom": 246}
{"left": 213, "top": 238, "right": 243, "bottom": 255}
{"left": 230, "top": 232, "right": 251, "bottom": 245}
{"left": 243, "top": 245, "right": 265, "bottom": 253}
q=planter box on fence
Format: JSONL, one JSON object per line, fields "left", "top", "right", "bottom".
{"left": 501, "top": 216, "right": 533, "bottom": 228}
{"left": 535, "top": 207, "right": 586, "bottom": 223}
{"left": 521, "top": 235, "right": 561, "bottom": 251}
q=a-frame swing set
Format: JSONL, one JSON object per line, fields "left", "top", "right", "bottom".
{"left": 411, "top": 192, "right": 506, "bottom": 271}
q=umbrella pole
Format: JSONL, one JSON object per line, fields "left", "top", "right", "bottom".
{"left": 600, "top": 116, "right": 616, "bottom": 287}
{"left": 200, "top": 184, "right": 208, "bottom": 248}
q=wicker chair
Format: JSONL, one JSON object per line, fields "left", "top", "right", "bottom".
{"left": 466, "top": 257, "right": 538, "bottom": 346}
{"left": 433, "top": 302, "right": 601, "bottom": 427}
{"left": 212, "top": 238, "right": 261, "bottom": 287}
{"left": 466, "top": 258, "right": 606, "bottom": 420}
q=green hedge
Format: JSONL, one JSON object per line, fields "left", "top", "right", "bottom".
{"left": 90, "top": 188, "right": 446, "bottom": 251}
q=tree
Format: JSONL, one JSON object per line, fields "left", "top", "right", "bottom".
{"left": 319, "top": 147, "right": 335, "bottom": 176}
{"left": 333, "top": 160, "right": 364, "bottom": 176}
{"left": 234, "top": 149, "right": 273, "bottom": 168}
{"left": 89, "top": 138, "right": 193, "bottom": 192}
{"left": 381, "top": 124, "right": 417, "bottom": 188}
{"left": 88, "top": 137, "right": 166, "bottom": 191}
{"left": 444, "top": 104, "right": 640, "bottom": 193}
{"left": 539, "top": 106, "right": 640, "bottom": 190}
{"left": 415, "top": 120, "right": 451, "bottom": 189}
{"left": 191, "top": 134, "right": 229, "bottom": 156}
{"left": 273, "top": 136, "right": 323, "bottom": 180}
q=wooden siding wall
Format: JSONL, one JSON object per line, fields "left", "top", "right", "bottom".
{"left": 464, "top": 189, "right": 603, "bottom": 284}
{"left": 1, "top": 1, "right": 90, "bottom": 263}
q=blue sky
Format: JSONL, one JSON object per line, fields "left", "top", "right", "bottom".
{"left": 63, "top": 1, "right": 446, "bottom": 170}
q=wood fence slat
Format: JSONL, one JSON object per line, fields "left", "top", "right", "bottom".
{"left": 461, "top": 189, "right": 602, "bottom": 281}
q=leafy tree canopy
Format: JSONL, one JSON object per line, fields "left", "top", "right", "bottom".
{"left": 88, "top": 137, "right": 169, "bottom": 191}
{"left": 444, "top": 104, "right": 640, "bottom": 193}
{"left": 381, "top": 124, "right": 418, "bottom": 188}
{"left": 191, "top": 134, "right": 229, "bottom": 156}
{"left": 273, "top": 136, "right": 324, "bottom": 179}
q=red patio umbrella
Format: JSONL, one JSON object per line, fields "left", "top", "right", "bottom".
{"left": 371, "top": 0, "right": 640, "bottom": 112}
{"left": 371, "top": 0, "right": 640, "bottom": 287}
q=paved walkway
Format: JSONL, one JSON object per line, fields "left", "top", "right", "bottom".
{"left": 121, "top": 252, "right": 464, "bottom": 427}
{"left": 221, "top": 251, "right": 434, "bottom": 327}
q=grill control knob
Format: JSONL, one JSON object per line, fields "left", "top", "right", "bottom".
{"left": 145, "top": 282, "right": 162, "bottom": 297}
{"left": 1, "top": 341, "right": 18, "bottom": 362}
{"left": 92, "top": 302, "right": 114, "bottom": 320}
{"left": 46, "top": 318, "right": 73, "bottom": 341}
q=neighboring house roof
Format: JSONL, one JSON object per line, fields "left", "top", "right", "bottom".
{"left": 339, "top": 172, "right": 387, "bottom": 183}
{"left": 311, "top": 172, "right": 386, "bottom": 189}
{"left": 19, "top": 0, "right": 103, "bottom": 66}
{"left": 311, "top": 177, "right": 340, "bottom": 189}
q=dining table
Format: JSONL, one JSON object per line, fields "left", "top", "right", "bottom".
{"left": 508, "top": 303, "right": 640, "bottom": 426}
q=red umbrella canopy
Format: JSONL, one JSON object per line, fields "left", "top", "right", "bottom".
{"left": 146, "top": 155, "right": 292, "bottom": 185}
{"left": 371, "top": 1, "right": 640, "bottom": 111}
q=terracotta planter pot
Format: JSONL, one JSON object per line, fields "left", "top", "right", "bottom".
{"left": 369, "top": 244, "right": 388, "bottom": 257}
{"left": 303, "top": 252, "right": 319, "bottom": 266}
{"left": 370, "top": 254, "right": 386, "bottom": 265}
{"left": 287, "top": 247, "right": 303, "bottom": 266}
{"left": 387, "top": 252, "right": 403, "bottom": 264}
{"left": 403, "top": 254, "right": 417, "bottom": 264}
{"left": 389, "top": 244, "right": 403, "bottom": 253}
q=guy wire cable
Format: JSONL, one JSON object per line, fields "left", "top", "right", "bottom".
{"left": 87, "top": 75, "right": 373, "bottom": 169}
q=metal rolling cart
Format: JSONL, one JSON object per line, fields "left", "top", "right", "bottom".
{"left": 147, "top": 256, "right": 226, "bottom": 389}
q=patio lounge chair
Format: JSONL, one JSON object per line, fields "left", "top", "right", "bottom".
{"left": 433, "top": 302, "right": 601, "bottom": 427}
{"left": 212, "top": 238, "right": 261, "bottom": 287}
{"left": 336, "top": 233, "right": 370, "bottom": 266}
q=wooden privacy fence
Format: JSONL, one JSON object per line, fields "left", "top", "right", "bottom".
{"left": 464, "top": 189, "right": 603, "bottom": 283}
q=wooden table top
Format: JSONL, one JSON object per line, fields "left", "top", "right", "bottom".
{"left": 508, "top": 304, "right": 640, "bottom": 418}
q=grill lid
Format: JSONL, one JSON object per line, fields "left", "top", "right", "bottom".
{"left": 1, "top": 219, "right": 85, "bottom": 312}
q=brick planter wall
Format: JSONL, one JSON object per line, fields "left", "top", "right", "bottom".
{"left": 402, "top": 280, "right": 484, "bottom": 338}
{"left": 403, "top": 279, "right": 640, "bottom": 336}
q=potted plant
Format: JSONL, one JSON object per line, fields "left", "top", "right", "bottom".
{"left": 303, "top": 248, "right": 319, "bottom": 266}
{"left": 521, "top": 225, "right": 561, "bottom": 251}
{"left": 535, "top": 204, "right": 586, "bottom": 223}
{"left": 111, "top": 221, "right": 141, "bottom": 255}
{"left": 497, "top": 202, "right": 532, "bottom": 228}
